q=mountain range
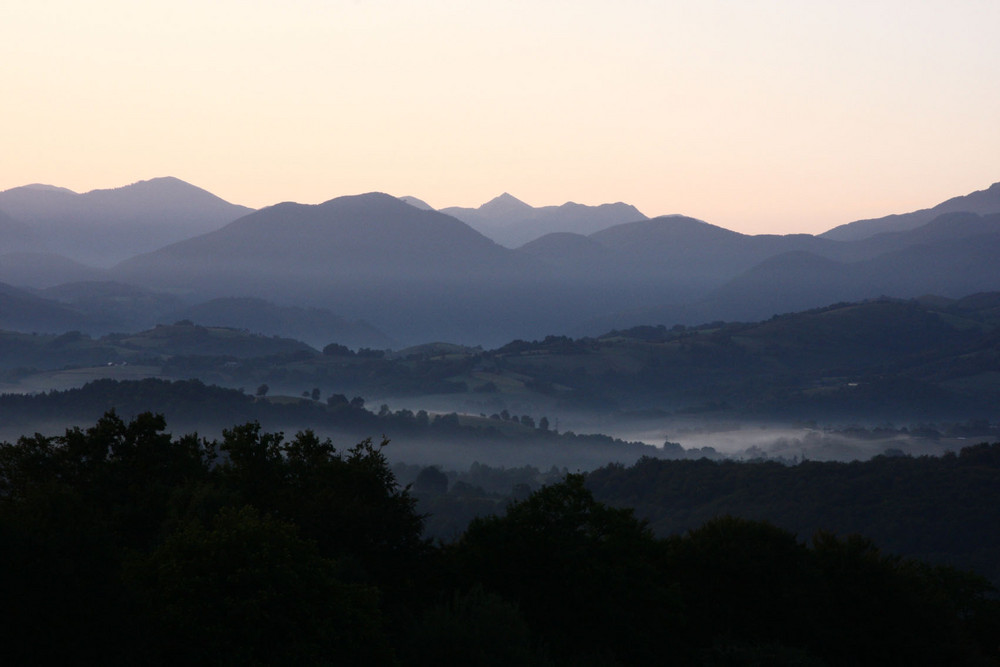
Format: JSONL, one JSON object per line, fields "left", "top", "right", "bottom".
{"left": 0, "top": 177, "right": 252, "bottom": 266}
{"left": 2, "top": 176, "right": 1000, "bottom": 346}
{"left": 821, "top": 181, "right": 1000, "bottom": 241}
{"left": 438, "top": 192, "right": 648, "bottom": 248}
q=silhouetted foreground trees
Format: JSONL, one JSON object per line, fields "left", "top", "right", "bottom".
{"left": 586, "top": 447, "right": 1000, "bottom": 585}
{"left": 1, "top": 413, "right": 998, "bottom": 665}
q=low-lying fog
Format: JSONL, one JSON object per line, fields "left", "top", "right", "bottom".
{"left": 2, "top": 380, "right": 989, "bottom": 473}
{"left": 367, "top": 395, "right": 991, "bottom": 468}
{"left": 581, "top": 416, "right": 976, "bottom": 463}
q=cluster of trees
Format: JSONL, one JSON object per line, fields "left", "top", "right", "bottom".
{"left": 486, "top": 409, "right": 550, "bottom": 430}
{"left": 0, "top": 412, "right": 418, "bottom": 664}
{"left": 587, "top": 446, "right": 1000, "bottom": 585}
{"left": 1, "top": 413, "right": 998, "bottom": 664}
{"left": 0, "top": 379, "right": 664, "bottom": 468}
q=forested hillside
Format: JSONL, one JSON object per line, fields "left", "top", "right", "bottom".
{"left": 3, "top": 294, "right": 1000, "bottom": 426}
{"left": 586, "top": 445, "right": 1000, "bottom": 585}
{"left": 1, "top": 412, "right": 997, "bottom": 665}
{"left": 0, "top": 378, "right": 662, "bottom": 470}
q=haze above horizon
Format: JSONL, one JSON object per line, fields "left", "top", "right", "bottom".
{"left": 3, "top": 1, "right": 998, "bottom": 235}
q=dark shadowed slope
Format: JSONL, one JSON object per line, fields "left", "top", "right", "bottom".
{"left": 38, "top": 281, "right": 185, "bottom": 333}
{"left": 0, "top": 177, "right": 253, "bottom": 266}
{"left": 0, "top": 282, "right": 96, "bottom": 333}
{"left": 821, "top": 181, "right": 1000, "bottom": 241}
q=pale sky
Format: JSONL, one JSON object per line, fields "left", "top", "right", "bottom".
{"left": 3, "top": 1, "right": 999, "bottom": 235}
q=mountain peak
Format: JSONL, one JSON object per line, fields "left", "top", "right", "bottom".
{"left": 86, "top": 176, "right": 206, "bottom": 196}
{"left": 480, "top": 192, "right": 532, "bottom": 215}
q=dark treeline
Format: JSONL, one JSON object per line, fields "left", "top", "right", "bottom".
{"left": 0, "top": 377, "right": 379, "bottom": 433}
{"left": 398, "top": 445, "right": 1000, "bottom": 585}
{"left": 0, "top": 378, "right": 662, "bottom": 465}
{"left": 1, "top": 413, "right": 998, "bottom": 665}
{"left": 586, "top": 447, "right": 1000, "bottom": 586}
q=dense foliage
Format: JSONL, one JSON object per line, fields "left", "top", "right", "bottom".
{"left": 1, "top": 414, "right": 998, "bottom": 664}
{"left": 586, "top": 445, "right": 1000, "bottom": 585}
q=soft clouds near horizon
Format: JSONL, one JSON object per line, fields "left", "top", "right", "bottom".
{"left": 2, "top": 1, "right": 999, "bottom": 234}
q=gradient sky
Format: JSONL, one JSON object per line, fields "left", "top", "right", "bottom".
{"left": 3, "top": 1, "right": 999, "bottom": 235}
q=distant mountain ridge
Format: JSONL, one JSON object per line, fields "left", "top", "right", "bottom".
{"left": 821, "top": 181, "right": 1000, "bottom": 241}
{"left": 576, "top": 211, "right": 1000, "bottom": 334}
{"left": 438, "top": 193, "right": 648, "bottom": 247}
{"left": 0, "top": 177, "right": 253, "bottom": 266}
{"left": 99, "top": 184, "right": 1000, "bottom": 345}
{"left": 3, "top": 175, "right": 1000, "bottom": 346}
{"left": 113, "top": 193, "right": 548, "bottom": 344}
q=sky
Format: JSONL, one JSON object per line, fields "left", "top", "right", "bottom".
{"left": 3, "top": 0, "right": 999, "bottom": 235}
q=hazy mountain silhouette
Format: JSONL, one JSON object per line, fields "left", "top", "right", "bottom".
{"left": 5, "top": 175, "right": 1000, "bottom": 346}
{"left": 522, "top": 215, "right": 845, "bottom": 314}
{"left": 0, "top": 177, "right": 253, "bottom": 266}
{"left": 0, "top": 253, "right": 107, "bottom": 288}
{"left": 113, "top": 193, "right": 550, "bottom": 345}
{"left": 441, "top": 193, "right": 648, "bottom": 247}
{"left": 518, "top": 232, "right": 614, "bottom": 271}
{"left": 104, "top": 185, "right": 1000, "bottom": 345}
{"left": 821, "top": 181, "right": 1000, "bottom": 241}
{"left": 697, "top": 213, "right": 1000, "bottom": 319}
{"left": 569, "top": 209, "right": 1000, "bottom": 334}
